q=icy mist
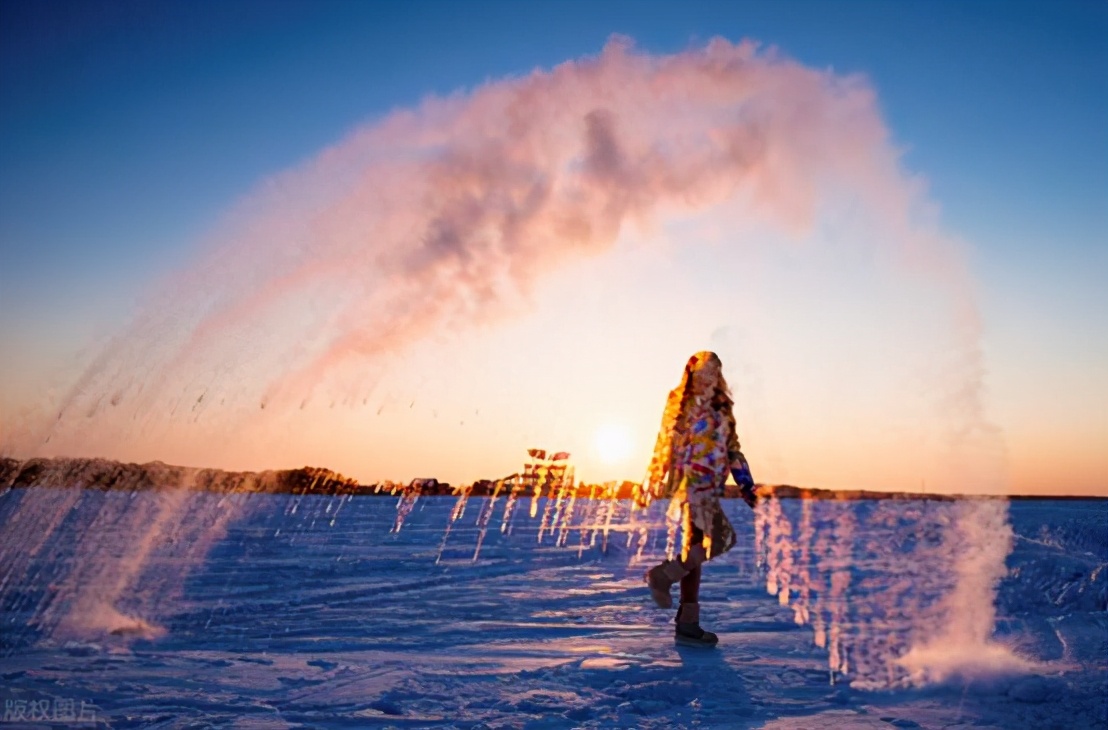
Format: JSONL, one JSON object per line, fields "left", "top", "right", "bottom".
{"left": 10, "top": 36, "right": 1002, "bottom": 493}
{"left": 1, "top": 37, "right": 1022, "bottom": 690}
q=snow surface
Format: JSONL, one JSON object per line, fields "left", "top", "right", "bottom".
{"left": 0, "top": 489, "right": 1105, "bottom": 729}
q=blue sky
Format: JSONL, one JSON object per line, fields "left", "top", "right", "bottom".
{"left": 1, "top": 1, "right": 1105, "bottom": 492}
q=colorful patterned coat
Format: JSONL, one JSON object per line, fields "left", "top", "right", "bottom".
{"left": 645, "top": 385, "right": 747, "bottom": 560}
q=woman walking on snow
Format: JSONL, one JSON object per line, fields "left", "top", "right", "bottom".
{"left": 641, "top": 351, "right": 757, "bottom": 646}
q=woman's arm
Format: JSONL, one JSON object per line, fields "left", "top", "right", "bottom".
{"left": 730, "top": 453, "right": 757, "bottom": 508}
{"left": 726, "top": 422, "right": 757, "bottom": 508}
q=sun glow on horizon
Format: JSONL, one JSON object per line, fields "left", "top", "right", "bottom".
{"left": 593, "top": 423, "right": 634, "bottom": 467}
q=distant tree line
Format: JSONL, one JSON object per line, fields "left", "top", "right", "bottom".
{"left": 4, "top": 456, "right": 1067, "bottom": 501}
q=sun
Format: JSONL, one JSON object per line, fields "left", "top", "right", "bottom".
{"left": 593, "top": 423, "right": 633, "bottom": 466}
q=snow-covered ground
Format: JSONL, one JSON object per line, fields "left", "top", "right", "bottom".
{"left": 1, "top": 488, "right": 1104, "bottom": 729}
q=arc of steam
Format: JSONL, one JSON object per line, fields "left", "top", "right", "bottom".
{"left": 24, "top": 36, "right": 993, "bottom": 489}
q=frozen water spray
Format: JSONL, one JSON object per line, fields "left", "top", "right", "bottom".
{"left": 0, "top": 459, "right": 354, "bottom": 651}
{"left": 751, "top": 491, "right": 1027, "bottom": 688}
{"left": 1, "top": 38, "right": 1014, "bottom": 676}
{"left": 430, "top": 450, "right": 603, "bottom": 562}
{"left": 8, "top": 36, "right": 1002, "bottom": 498}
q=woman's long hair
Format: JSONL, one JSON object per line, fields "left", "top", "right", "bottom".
{"left": 644, "top": 351, "right": 739, "bottom": 501}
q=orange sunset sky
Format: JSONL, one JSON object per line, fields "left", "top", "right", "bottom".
{"left": 1, "top": 5, "right": 1105, "bottom": 496}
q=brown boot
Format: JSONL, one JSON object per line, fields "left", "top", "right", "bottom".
{"left": 644, "top": 560, "right": 687, "bottom": 608}
{"left": 645, "top": 544, "right": 708, "bottom": 609}
{"left": 675, "top": 602, "right": 718, "bottom": 647}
